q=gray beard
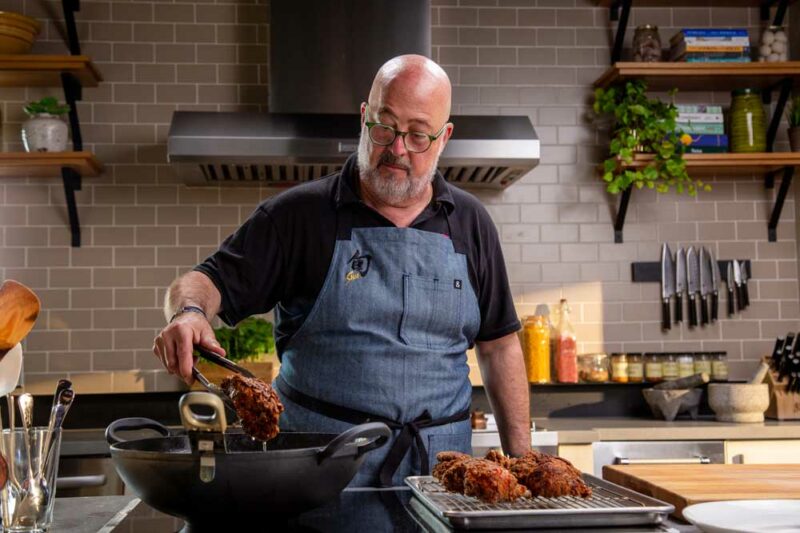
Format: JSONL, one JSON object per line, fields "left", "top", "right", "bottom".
{"left": 357, "top": 131, "right": 440, "bottom": 204}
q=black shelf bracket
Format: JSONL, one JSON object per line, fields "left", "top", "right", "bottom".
{"left": 62, "top": 0, "right": 81, "bottom": 55}
{"left": 768, "top": 165, "right": 794, "bottom": 242}
{"left": 760, "top": 0, "right": 790, "bottom": 26}
{"left": 60, "top": 0, "right": 86, "bottom": 247}
{"left": 61, "top": 167, "right": 82, "bottom": 247}
{"left": 610, "top": 0, "right": 633, "bottom": 63}
{"left": 613, "top": 186, "right": 633, "bottom": 243}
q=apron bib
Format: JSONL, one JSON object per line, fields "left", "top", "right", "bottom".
{"left": 274, "top": 206, "right": 481, "bottom": 487}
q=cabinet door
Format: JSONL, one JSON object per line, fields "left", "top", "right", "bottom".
{"left": 558, "top": 444, "right": 594, "bottom": 473}
{"left": 725, "top": 440, "right": 800, "bottom": 464}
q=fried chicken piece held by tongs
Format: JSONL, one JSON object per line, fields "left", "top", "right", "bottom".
{"left": 220, "top": 374, "right": 284, "bottom": 442}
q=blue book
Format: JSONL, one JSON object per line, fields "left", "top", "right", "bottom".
{"left": 682, "top": 28, "right": 748, "bottom": 37}
{"left": 681, "top": 134, "right": 729, "bottom": 148}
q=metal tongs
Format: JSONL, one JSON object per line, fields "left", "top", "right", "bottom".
{"left": 192, "top": 345, "right": 256, "bottom": 412}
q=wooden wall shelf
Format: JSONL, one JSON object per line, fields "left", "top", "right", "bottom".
{"left": 616, "top": 153, "right": 800, "bottom": 175}
{"left": 0, "top": 55, "right": 101, "bottom": 87}
{"left": 595, "top": 0, "right": 797, "bottom": 6}
{"left": 595, "top": 62, "right": 800, "bottom": 91}
{"left": 0, "top": 152, "right": 102, "bottom": 178}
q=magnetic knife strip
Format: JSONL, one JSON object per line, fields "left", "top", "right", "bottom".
{"left": 631, "top": 260, "right": 750, "bottom": 284}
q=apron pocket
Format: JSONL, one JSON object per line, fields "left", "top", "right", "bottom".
{"left": 427, "top": 432, "right": 473, "bottom": 470}
{"left": 400, "top": 274, "right": 463, "bottom": 349}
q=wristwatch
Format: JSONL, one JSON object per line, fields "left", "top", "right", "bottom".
{"left": 169, "top": 305, "right": 207, "bottom": 323}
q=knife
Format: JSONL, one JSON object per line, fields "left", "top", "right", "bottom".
{"left": 686, "top": 246, "right": 700, "bottom": 328}
{"left": 699, "top": 247, "right": 712, "bottom": 326}
{"left": 726, "top": 261, "right": 736, "bottom": 317}
{"left": 707, "top": 248, "right": 721, "bottom": 323}
{"left": 771, "top": 336, "right": 785, "bottom": 370}
{"left": 778, "top": 333, "right": 796, "bottom": 382}
{"left": 732, "top": 260, "right": 745, "bottom": 311}
{"left": 740, "top": 261, "right": 750, "bottom": 309}
{"left": 660, "top": 243, "right": 675, "bottom": 331}
{"left": 675, "top": 248, "right": 686, "bottom": 324}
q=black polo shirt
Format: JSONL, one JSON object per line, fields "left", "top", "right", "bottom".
{"left": 195, "top": 154, "right": 520, "bottom": 354}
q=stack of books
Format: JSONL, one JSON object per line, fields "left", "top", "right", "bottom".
{"left": 669, "top": 28, "right": 751, "bottom": 63}
{"left": 676, "top": 105, "right": 728, "bottom": 153}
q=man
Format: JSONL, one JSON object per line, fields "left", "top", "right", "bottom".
{"left": 154, "top": 54, "right": 530, "bottom": 487}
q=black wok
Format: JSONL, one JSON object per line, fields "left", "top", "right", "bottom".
{"left": 105, "top": 394, "right": 390, "bottom": 525}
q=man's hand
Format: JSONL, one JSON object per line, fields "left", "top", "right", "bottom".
{"left": 155, "top": 271, "right": 224, "bottom": 385}
{"left": 153, "top": 311, "right": 225, "bottom": 385}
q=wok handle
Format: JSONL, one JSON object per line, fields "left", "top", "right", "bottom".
{"left": 105, "top": 417, "right": 171, "bottom": 445}
{"left": 317, "top": 422, "right": 391, "bottom": 464}
{"left": 179, "top": 392, "right": 227, "bottom": 433}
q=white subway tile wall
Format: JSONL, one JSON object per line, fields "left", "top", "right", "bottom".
{"left": 0, "top": 0, "right": 796, "bottom": 391}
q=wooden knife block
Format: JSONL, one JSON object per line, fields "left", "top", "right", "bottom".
{"left": 762, "top": 356, "right": 800, "bottom": 420}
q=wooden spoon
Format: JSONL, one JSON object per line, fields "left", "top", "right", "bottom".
{"left": 0, "top": 280, "right": 40, "bottom": 354}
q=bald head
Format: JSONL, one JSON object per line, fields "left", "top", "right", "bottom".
{"left": 367, "top": 55, "right": 452, "bottom": 125}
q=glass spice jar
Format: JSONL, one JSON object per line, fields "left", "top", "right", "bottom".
{"left": 611, "top": 353, "right": 629, "bottom": 383}
{"left": 759, "top": 25, "right": 788, "bottom": 62}
{"left": 578, "top": 353, "right": 609, "bottom": 383}
{"left": 645, "top": 353, "right": 664, "bottom": 383}
{"left": 633, "top": 25, "right": 663, "bottom": 62}
{"left": 628, "top": 353, "right": 644, "bottom": 383}
{"left": 555, "top": 299, "right": 578, "bottom": 384}
{"left": 678, "top": 353, "right": 695, "bottom": 378}
{"left": 522, "top": 315, "right": 551, "bottom": 383}
{"left": 694, "top": 352, "right": 712, "bottom": 376}
{"left": 711, "top": 352, "right": 729, "bottom": 381}
{"left": 730, "top": 88, "right": 767, "bottom": 153}
{"left": 662, "top": 353, "right": 680, "bottom": 380}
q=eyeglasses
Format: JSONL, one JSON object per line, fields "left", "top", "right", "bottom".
{"left": 364, "top": 105, "right": 448, "bottom": 154}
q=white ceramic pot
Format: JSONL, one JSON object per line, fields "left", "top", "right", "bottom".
{"left": 21, "top": 113, "right": 69, "bottom": 152}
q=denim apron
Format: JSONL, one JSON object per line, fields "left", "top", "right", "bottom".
{"left": 274, "top": 205, "right": 481, "bottom": 487}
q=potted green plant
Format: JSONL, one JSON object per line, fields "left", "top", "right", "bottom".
{"left": 593, "top": 80, "right": 709, "bottom": 196}
{"left": 786, "top": 94, "right": 800, "bottom": 152}
{"left": 21, "top": 97, "right": 70, "bottom": 153}
{"left": 194, "top": 317, "right": 276, "bottom": 386}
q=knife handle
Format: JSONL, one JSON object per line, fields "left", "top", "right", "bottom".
{"left": 742, "top": 283, "right": 750, "bottom": 308}
{"left": 662, "top": 299, "right": 671, "bottom": 331}
{"left": 727, "top": 288, "right": 735, "bottom": 317}
{"left": 675, "top": 294, "right": 683, "bottom": 323}
{"left": 710, "top": 292, "right": 718, "bottom": 323}
{"left": 736, "top": 285, "right": 745, "bottom": 311}
{"left": 700, "top": 296, "right": 709, "bottom": 325}
{"left": 688, "top": 295, "right": 698, "bottom": 328}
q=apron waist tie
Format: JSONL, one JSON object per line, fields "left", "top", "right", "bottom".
{"left": 276, "top": 375, "right": 469, "bottom": 487}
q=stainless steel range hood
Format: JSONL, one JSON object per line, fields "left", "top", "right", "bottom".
{"left": 166, "top": 0, "right": 539, "bottom": 190}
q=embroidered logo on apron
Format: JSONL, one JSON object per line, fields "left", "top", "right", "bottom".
{"left": 346, "top": 250, "right": 372, "bottom": 282}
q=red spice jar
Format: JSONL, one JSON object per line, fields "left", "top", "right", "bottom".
{"left": 555, "top": 299, "right": 578, "bottom": 383}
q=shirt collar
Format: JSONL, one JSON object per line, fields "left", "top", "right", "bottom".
{"left": 334, "top": 153, "right": 455, "bottom": 213}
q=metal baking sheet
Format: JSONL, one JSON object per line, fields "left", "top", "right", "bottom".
{"left": 405, "top": 475, "right": 674, "bottom": 530}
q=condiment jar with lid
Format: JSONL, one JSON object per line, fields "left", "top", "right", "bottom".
{"left": 662, "top": 353, "right": 679, "bottom": 380}
{"left": 632, "top": 25, "right": 663, "bottom": 62}
{"left": 730, "top": 88, "right": 767, "bottom": 153}
{"left": 678, "top": 353, "right": 695, "bottom": 378}
{"left": 628, "top": 353, "right": 644, "bottom": 383}
{"left": 578, "top": 353, "right": 609, "bottom": 383}
{"left": 694, "top": 352, "right": 712, "bottom": 376}
{"left": 759, "top": 25, "right": 788, "bottom": 62}
{"left": 611, "top": 353, "right": 629, "bottom": 383}
{"left": 711, "top": 352, "right": 729, "bottom": 381}
{"left": 644, "top": 353, "right": 663, "bottom": 383}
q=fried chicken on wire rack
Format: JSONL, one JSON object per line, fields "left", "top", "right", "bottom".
{"left": 432, "top": 451, "right": 530, "bottom": 503}
{"left": 433, "top": 449, "right": 591, "bottom": 502}
{"left": 220, "top": 374, "right": 284, "bottom": 441}
{"left": 509, "top": 450, "right": 592, "bottom": 499}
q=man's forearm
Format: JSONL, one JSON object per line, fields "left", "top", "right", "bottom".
{"left": 476, "top": 332, "right": 531, "bottom": 456}
{"left": 163, "top": 271, "right": 223, "bottom": 322}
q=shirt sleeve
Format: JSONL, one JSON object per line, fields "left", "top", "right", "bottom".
{"left": 474, "top": 208, "right": 521, "bottom": 342}
{"left": 194, "top": 205, "right": 286, "bottom": 326}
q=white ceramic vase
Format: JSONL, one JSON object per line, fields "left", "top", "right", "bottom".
{"left": 21, "top": 113, "right": 69, "bottom": 152}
